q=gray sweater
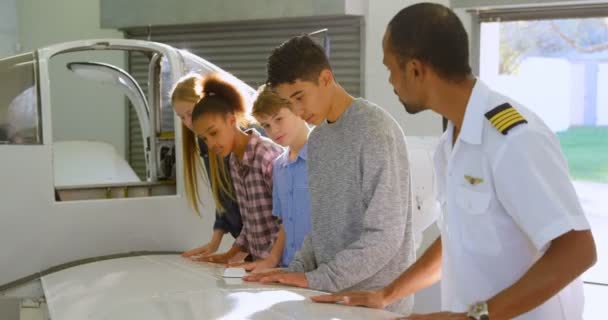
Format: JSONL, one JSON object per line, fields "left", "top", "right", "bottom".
{"left": 288, "top": 98, "right": 415, "bottom": 315}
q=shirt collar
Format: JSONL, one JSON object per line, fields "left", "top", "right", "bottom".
{"left": 233, "top": 128, "right": 261, "bottom": 167}
{"left": 457, "top": 79, "right": 490, "bottom": 145}
{"left": 296, "top": 143, "right": 307, "bottom": 161}
{"left": 279, "top": 143, "right": 308, "bottom": 168}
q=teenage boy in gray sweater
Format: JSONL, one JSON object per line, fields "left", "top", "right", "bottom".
{"left": 244, "top": 35, "right": 415, "bottom": 315}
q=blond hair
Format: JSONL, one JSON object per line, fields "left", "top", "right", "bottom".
{"left": 171, "top": 74, "right": 236, "bottom": 214}
{"left": 252, "top": 84, "right": 292, "bottom": 119}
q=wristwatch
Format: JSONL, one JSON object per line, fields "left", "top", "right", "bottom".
{"left": 467, "top": 301, "right": 490, "bottom": 320}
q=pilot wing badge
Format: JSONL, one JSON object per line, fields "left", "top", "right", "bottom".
{"left": 464, "top": 175, "right": 484, "bottom": 186}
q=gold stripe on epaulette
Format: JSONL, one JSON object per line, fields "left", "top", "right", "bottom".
{"left": 485, "top": 103, "right": 527, "bottom": 135}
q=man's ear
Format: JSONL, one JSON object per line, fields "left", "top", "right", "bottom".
{"left": 319, "top": 69, "right": 333, "bottom": 87}
{"left": 226, "top": 113, "right": 237, "bottom": 126}
{"left": 409, "top": 58, "right": 426, "bottom": 78}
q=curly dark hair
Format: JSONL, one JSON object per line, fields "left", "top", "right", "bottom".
{"left": 191, "top": 72, "right": 247, "bottom": 123}
{"left": 266, "top": 35, "right": 332, "bottom": 87}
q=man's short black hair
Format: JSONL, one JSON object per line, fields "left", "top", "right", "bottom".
{"left": 266, "top": 35, "right": 331, "bottom": 87}
{"left": 388, "top": 3, "right": 472, "bottom": 81}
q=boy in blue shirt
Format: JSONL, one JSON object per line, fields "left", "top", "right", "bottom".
{"left": 232, "top": 84, "right": 312, "bottom": 272}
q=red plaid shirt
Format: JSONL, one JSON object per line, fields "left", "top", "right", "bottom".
{"left": 230, "top": 129, "right": 283, "bottom": 260}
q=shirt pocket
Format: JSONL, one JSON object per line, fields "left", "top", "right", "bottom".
{"left": 293, "top": 169, "right": 310, "bottom": 207}
{"left": 456, "top": 187, "right": 491, "bottom": 214}
{"left": 293, "top": 185, "right": 312, "bottom": 225}
{"left": 456, "top": 186, "right": 501, "bottom": 256}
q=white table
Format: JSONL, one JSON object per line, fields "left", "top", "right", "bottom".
{"left": 42, "top": 255, "right": 399, "bottom": 320}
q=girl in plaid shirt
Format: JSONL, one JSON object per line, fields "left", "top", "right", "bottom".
{"left": 172, "top": 74, "right": 245, "bottom": 261}
{"left": 192, "top": 73, "right": 283, "bottom": 264}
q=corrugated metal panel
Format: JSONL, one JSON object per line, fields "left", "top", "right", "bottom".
{"left": 124, "top": 16, "right": 363, "bottom": 178}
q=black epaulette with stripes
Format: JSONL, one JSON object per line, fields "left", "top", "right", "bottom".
{"left": 484, "top": 103, "right": 527, "bottom": 135}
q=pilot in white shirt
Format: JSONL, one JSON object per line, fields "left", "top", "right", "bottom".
{"left": 434, "top": 79, "right": 591, "bottom": 319}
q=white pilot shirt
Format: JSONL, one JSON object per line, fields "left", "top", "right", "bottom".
{"left": 434, "top": 79, "right": 591, "bottom": 319}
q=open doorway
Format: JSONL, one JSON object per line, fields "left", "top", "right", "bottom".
{"left": 478, "top": 9, "right": 608, "bottom": 319}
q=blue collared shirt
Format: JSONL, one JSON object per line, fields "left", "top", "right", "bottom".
{"left": 272, "top": 143, "right": 312, "bottom": 267}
